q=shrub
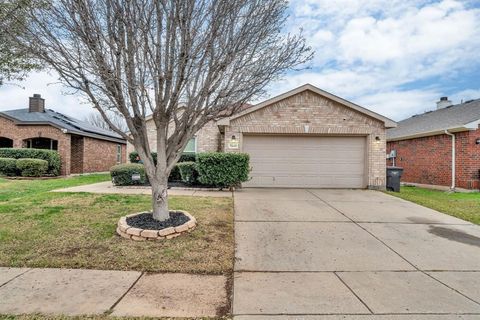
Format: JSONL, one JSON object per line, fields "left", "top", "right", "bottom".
{"left": 129, "top": 151, "right": 157, "bottom": 164}
{"left": 0, "top": 158, "right": 17, "bottom": 176}
{"left": 0, "top": 148, "right": 61, "bottom": 175}
{"left": 129, "top": 151, "right": 196, "bottom": 182}
{"left": 169, "top": 165, "right": 182, "bottom": 182}
{"left": 129, "top": 151, "right": 196, "bottom": 164}
{"left": 110, "top": 163, "right": 147, "bottom": 186}
{"left": 177, "top": 162, "right": 198, "bottom": 185}
{"left": 16, "top": 158, "right": 48, "bottom": 177}
{"left": 197, "top": 152, "right": 250, "bottom": 188}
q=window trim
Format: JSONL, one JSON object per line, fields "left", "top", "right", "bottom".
{"left": 184, "top": 136, "right": 197, "bottom": 154}
{"left": 116, "top": 144, "right": 122, "bottom": 163}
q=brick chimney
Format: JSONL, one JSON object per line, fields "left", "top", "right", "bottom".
{"left": 29, "top": 94, "right": 45, "bottom": 112}
{"left": 436, "top": 96, "right": 452, "bottom": 109}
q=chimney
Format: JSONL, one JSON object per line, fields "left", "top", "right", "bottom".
{"left": 436, "top": 96, "right": 452, "bottom": 109}
{"left": 29, "top": 94, "right": 45, "bottom": 112}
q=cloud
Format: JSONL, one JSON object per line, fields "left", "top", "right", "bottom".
{"left": 0, "top": 71, "right": 95, "bottom": 119}
{"left": 1, "top": 0, "right": 479, "bottom": 123}
{"left": 280, "top": 0, "right": 480, "bottom": 120}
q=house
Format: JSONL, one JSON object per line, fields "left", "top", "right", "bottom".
{"left": 387, "top": 97, "right": 480, "bottom": 190}
{"left": 129, "top": 84, "right": 396, "bottom": 189}
{"left": 0, "top": 94, "right": 127, "bottom": 175}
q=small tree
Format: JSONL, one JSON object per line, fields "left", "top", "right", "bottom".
{"left": 13, "top": 0, "right": 312, "bottom": 221}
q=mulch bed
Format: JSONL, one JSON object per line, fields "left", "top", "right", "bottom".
{"left": 126, "top": 211, "right": 190, "bottom": 230}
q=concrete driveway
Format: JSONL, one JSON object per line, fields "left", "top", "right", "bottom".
{"left": 233, "top": 189, "right": 480, "bottom": 319}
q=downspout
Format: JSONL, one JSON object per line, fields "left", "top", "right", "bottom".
{"left": 444, "top": 130, "right": 455, "bottom": 191}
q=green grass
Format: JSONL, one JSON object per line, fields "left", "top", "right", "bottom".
{"left": 0, "top": 175, "right": 234, "bottom": 274}
{"left": 387, "top": 186, "right": 480, "bottom": 225}
{"left": 0, "top": 174, "right": 111, "bottom": 201}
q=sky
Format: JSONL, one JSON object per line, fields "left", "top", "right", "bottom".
{"left": 1, "top": 0, "right": 479, "bottom": 121}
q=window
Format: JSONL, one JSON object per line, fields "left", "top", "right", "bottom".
{"left": 0, "top": 137, "right": 13, "bottom": 148}
{"left": 24, "top": 138, "right": 58, "bottom": 150}
{"left": 184, "top": 137, "right": 197, "bottom": 153}
{"left": 117, "top": 144, "right": 122, "bottom": 163}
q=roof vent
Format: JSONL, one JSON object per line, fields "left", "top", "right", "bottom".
{"left": 29, "top": 94, "right": 45, "bottom": 113}
{"left": 436, "top": 96, "right": 452, "bottom": 110}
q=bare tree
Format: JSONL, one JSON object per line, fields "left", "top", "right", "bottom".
{"left": 13, "top": 0, "right": 312, "bottom": 221}
{"left": 85, "top": 111, "right": 128, "bottom": 133}
{"left": 0, "top": 0, "right": 41, "bottom": 85}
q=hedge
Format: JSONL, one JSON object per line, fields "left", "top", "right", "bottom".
{"left": 110, "top": 163, "right": 147, "bottom": 186}
{"left": 0, "top": 158, "right": 17, "bottom": 176}
{"left": 196, "top": 152, "right": 250, "bottom": 188}
{"left": 16, "top": 158, "right": 49, "bottom": 177}
{"left": 177, "top": 162, "right": 198, "bottom": 185}
{"left": 129, "top": 151, "right": 196, "bottom": 182}
{"left": 129, "top": 151, "right": 196, "bottom": 164}
{"left": 0, "top": 148, "right": 61, "bottom": 175}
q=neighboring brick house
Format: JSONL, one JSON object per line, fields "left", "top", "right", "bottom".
{"left": 129, "top": 84, "right": 396, "bottom": 189}
{"left": 0, "top": 94, "right": 127, "bottom": 175}
{"left": 387, "top": 98, "right": 480, "bottom": 190}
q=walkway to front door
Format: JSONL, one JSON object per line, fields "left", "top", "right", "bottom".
{"left": 233, "top": 188, "right": 480, "bottom": 319}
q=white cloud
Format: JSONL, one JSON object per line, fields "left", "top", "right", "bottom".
{"left": 281, "top": 0, "right": 480, "bottom": 120}
{"left": 1, "top": 0, "right": 479, "bottom": 123}
{"left": 355, "top": 89, "right": 442, "bottom": 120}
{"left": 0, "top": 71, "right": 95, "bottom": 119}
{"left": 450, "top": 88, "right": 480, "bottom": 103}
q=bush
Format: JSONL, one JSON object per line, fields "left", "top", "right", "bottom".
{"left": 129, "top": 151, "right": 196, "bottom": 164}
{"left": 129, "top": 151, "right": 196, "bottom": 182}
{"left": 0, "top": 148, "right": 61, "bottom": 176}
{"left": 0, "top": 158, "right": 17, "bottom": 176}
{"left": 197, "top": 152, "right": 249, "bottom": 188}
{"left": 16, "top": 158, "right": 48, "bottom": 177}
{"left": 110, "top": 163, "right": 147, "bottom": 186}
{"left": 169, "top": 165, "right": 182, "bottom": 182}
{"left": 177, "top": 162, "right": 198, "bottom": 185}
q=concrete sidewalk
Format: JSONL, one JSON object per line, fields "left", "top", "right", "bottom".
{"left": 0, "top": 267, "right": 227, "bottom": 317}
{"left": 52, "top": 181, "right": 232, "bottom": 197}
{"left": 233, "top": 188, "right": 480, "bottom": 319}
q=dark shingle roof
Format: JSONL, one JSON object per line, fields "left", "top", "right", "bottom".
{"left": 0, "top": 108, "right": 126, "bottom": 144}
{"left": 387, "top": 99, "right": 480, "bottom": 141}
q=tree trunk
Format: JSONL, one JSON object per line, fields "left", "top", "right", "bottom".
{"left": 151, "top": 174, "right": 169, "bottom": 221}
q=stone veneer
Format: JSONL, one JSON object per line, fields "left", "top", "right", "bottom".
{"left": 116, "top": 210, "right": 197, "bottom": 241}
{"left": 223, "top": 89, "right": 387, "bottom": 189}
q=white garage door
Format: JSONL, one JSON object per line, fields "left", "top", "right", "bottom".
{"left": 243, "top": 135, "right": 366, "bottom": 188}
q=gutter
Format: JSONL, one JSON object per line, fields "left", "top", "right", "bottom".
{"left": 444, "top": 130, "right": 456, "bottom": 191}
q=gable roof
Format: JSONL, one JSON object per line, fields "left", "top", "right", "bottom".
{"left": 387, "top": 99, "right": 480, "bottom": 141}
{"left": 217, "top": 84, "right": 397, "bottom": 128}
{"left": 0, "top": 108, "right": 126, "bottom": 144}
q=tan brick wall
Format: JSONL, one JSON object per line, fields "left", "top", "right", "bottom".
{"left": 224, "top": 90, "right": 387, "bottom": 189}
{"left": 82, "top": 137, "right": 126, "bottom": 173}
{"left": 126, "top": 119, "right": 220, "bottom": 156}
{"left": 0, "top": 116, "right": 71, "bottom": 175}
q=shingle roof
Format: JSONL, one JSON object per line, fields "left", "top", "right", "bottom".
{"left": 0, "top": 108, "right": 126, "bottom": 144}
{"left": 387, "top": 99, "right": 480, "bottom": 141}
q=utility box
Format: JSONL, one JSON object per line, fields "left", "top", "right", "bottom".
{"left": 386, "top": 167, "right": 404, "bottom": 192}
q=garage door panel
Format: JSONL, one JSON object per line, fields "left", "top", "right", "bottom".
{"left": 243, "top": 135, "right": 366, "bottom": 188}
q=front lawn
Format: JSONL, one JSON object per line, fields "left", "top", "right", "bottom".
{"left": 387, "top": 186, "right": 480, "bottom": 225}
{"left": 0, "top": 175, "right": 234, "bottom": 274}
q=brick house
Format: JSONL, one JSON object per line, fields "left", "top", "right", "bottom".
{"left": 0, "top": 94, "right": 127, "bottom": 175}
{"left": 387, "top": 97, "right": 480, "bottom": 190}
{"left": 129, "top": 84, "right": 396, "bottom": 189}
